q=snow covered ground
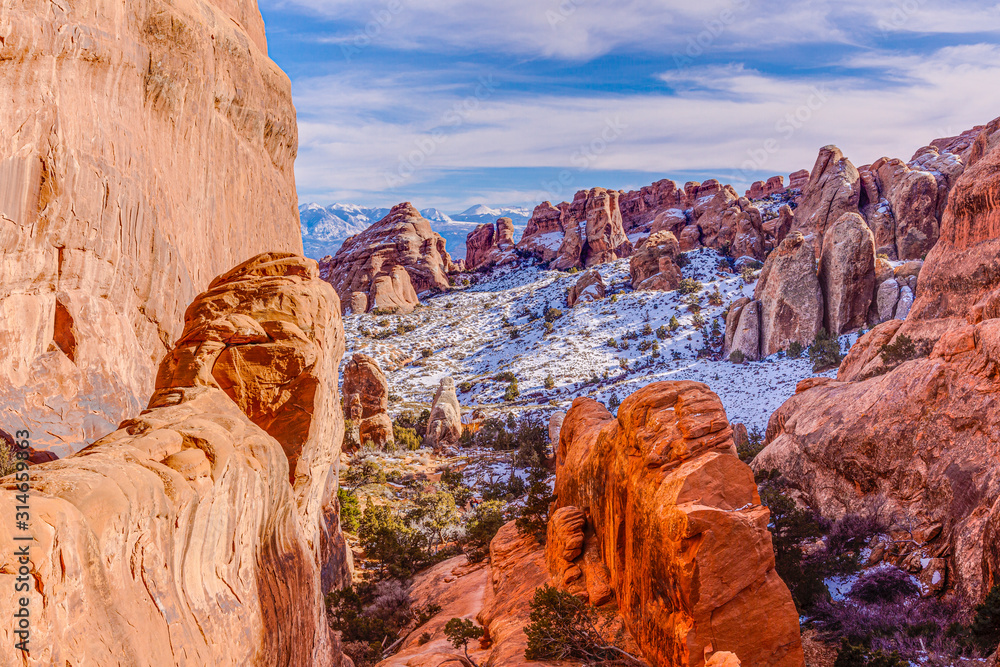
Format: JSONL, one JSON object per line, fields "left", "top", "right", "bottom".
{"left": 342, "top": 248, "right": 857, "bottom": 432}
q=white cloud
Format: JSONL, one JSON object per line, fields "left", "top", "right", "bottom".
{"left": 291, "top": 43, "right": 1000, "bottom": 208}
{"left": 263, "top": 0, "right": 1000, "bottom": 61}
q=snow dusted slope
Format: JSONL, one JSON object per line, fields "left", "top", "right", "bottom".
{"left": 342, "top": 249, "right": 855, "bottom": 432}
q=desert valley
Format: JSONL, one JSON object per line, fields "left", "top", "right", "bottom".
{"left": 2, "top": 1, "right": 1000, "bottom": 667}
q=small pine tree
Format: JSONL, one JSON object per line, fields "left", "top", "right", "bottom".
{"left": 971, "top": 584, "right": 1000, "bottom": 654}
{"left": 544, "top": 374, "right": 555, "bottom": 390}
{"left": 808, "top": 328, "right": 843, "bottom": 372}
{"left": 444, "top": 618, "right": 483, "bottom": 667}
{"left": 668, "top": 316, "right": 680, "bottom": 332}
{"left": 515, "top": 470, "right": 555, "bottom": 543}
{"left": 338, "top": 488, "right": 361, "bottom": 533}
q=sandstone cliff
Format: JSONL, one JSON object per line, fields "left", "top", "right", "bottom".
{"left": 320, "top": 203, "right": 453, "bottom": 314}
{"left": 0, "top": 253, "right": 351, "bottom": 665}
{"left": 343, "top": 353, "right": 394, "bottom": 450}
{"left": 465, "top": 217, "right": 517, "bottom": 271}
{"left": 754, "top": 122, "right": 1000, "bottom": 603}
{"left": 0, "top": 0, "right": 302, "bottom": 453}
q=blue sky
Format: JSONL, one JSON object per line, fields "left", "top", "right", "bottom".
{"left": 258, "top": 0, "right": 1000, "bottom": 212}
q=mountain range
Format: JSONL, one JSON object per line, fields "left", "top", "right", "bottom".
{"left": 300, "top": 202, "right": 532, "bottom": 260}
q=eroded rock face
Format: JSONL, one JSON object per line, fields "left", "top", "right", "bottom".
{"left": 0, "top": 253, "right": 351, "bottom": 666}
{"left": 518, "top": 189, "right": 632, "bottom": 269}
{"left": 553, "top": 382, "right": 804, "bottom": 667}
{"left": 755, "top": 232, "right": 824, "bottom": 356}
{"left": 755, "top": 133, "right": 1000, "bottom": 603}
{"left": 426, "top": 377, "right": 462, "bottom": 450}
{"left": 629, "top": 231, "right": 683, "bottom": 291}
{"left": 320, "top": 203, "right": 453, "bottom": 314}
{"left": 343, "top": 353, "right": 394, "bottom": 450}
{"left": 818, "top": 213, "right": 876, "bottom": 334}
{"left": 466, "top": 217, "right": 516, "bottom": 271}
{"left": 0, "top": 0, "right": 303, "bottom": 454}
{"left": 792, "top": 146, "right": 861, "bottom": 256}
{"left": 567, "top": 269, "right": 606, "bottom": 307}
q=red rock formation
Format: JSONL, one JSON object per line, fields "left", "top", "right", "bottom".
{"left": 465, "top": 218, "right": 517, "bottom": 271}
{"left": 567, "top": 269, "right": 607, "bottom": 306}
{"left": 618, "top": 179, "right": 686, "bottom": 233}
{"left": 818, "top": 212, "right": 876, "bottom": 334}
{"left": 320, "top": 203, "right": 453, "bottom": 314}
{"left": 343, "top": 353, "right": 394, "bottom": 450}
{"left": 0, "top": 253, "right": 351, "bottom": 665}
{"left": 518, "top": 189, "right": 632, "bottom": 269}
{"left": 426, "top": 377, "right": 462, "bottom": 449}
{"left": 755, "top": 232, "right": 824, "bottom": 356}
{"left": 791, "top": 146, "right": 862, "bottom": 256}
{"left": 0, "top": 0, "right": 302, "bottom": 454}
{"left": 629, "top": 231, "right": 683, "bottom": 291}
{"left": 755, "top": 129, "right": 1000, "bottom": 603}
{"left": 788, "top": 169, "right": 810, "bottom": 191}
{"left": 553, "top": 382, "right": 804, "bottom": 667}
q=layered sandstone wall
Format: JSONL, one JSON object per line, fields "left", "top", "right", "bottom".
{"left": 553, "top": 382, "right": 804, "bottom": 667}
{"left": 0, "top": 254, "right": 351, "bottom": 666}
{"left": 0, "top": 0, "right": 302, "bottom": 453}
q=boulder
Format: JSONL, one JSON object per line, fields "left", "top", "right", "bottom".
{"left": 343, "top": 353, "right": 394, "bottom": 450}
{"left": 320, "top": 203, "right": 453, "bottom": 314}
{"left": 555, "top": 188, "right": 633, "bottom": 269}
{"left": 426, "top": 377, "right": 462, "bottom": 449}
{"left": 629, "top": 231, "right": 683, "bottom": 291}
{"left": 567, "top": 269, "right": 606, "bottom": 307}
{"left": 725, "top": 299, "right": 762, "bottom": 362}
{"left": 792, "top": 146, "right": 861, "bottom": 256}
{"left": 818, "top": 212, "right": 876, "bottom": 334}
{"left": 755, "top": 232, "right": 824, "bottom": 356}
{"left": 0, "top": 0, "right": 303, "bottom": 454}
{"left": 553, "top": 383, "right": 804, "bottom": 666}
{"left": 731, "top": 205, "right": 765, "bottom": 261}
{"left": 0, "top": 253, "right": 352, "bottom": 666}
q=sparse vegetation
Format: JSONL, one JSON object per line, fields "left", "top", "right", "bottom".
{"left": 544, "top": 374, "right": 555, "bottom": 390}
{"left": 787, "top": 341, "right": 804, "bottom": 359}
{"left": 463, "top": 501, "right": 507, "bottom": 562}
{"left": 545, "top": 308, "right": 563, "bottom": 322}
{"left": 729, "top": 350, "right": 746, "bottom": 364}
{"left": 878, "top": 334, "right": 918, "bottom": 367}
{"left": 444, "top": 618, "right": 484, "bottom": 666}
{"left": 678, "top": 278, "right": 703, "bottom": 295}
{"left": 737, "top": 425, "right": 765, "bottom": 463}
{"left": 524, "top": 585, "right": 640, "bottom": 664}
{"left": 338, "top": 488, "right": 361, "bottom": 533}
{"left": 515, "top": 469, "right": 555, "bottom": 542}
{"left": 809, "top": 328, "right": 843, "bottom": 372}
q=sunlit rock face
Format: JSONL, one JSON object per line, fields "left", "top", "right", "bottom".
{"left": 0, "top": 0, "right": 302, "bottom": 453}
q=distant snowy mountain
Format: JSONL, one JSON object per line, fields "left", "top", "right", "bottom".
{"left": 454, "top": 204, "right": 533, "bottom": 226}
{"left": 299, "top": 203, "right": 390, "bottom": 259}
{"left": 299, "top": 202, "right": 534, "bottom": 260}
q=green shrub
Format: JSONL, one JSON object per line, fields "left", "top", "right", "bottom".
{"left": 463, "top": 500, "right": 507, "bottom": 563}
{"left": 345, "top": 458, "right": 387, "bottom": 487}
{"left": 787, "top": 341, "right": 804, "bottom": 359}
{"left": 605, "top": 337, "right": 618, "bottom": 349}
{"left": 445, "top": 618, "right": 484, "bottom": 666}
{"left": 737, "top": 425, "right": 765, "bottom": 463}
{"left": 656, "top": 325, "right": 669, "bottom": 340}
{"left": 0, "top": 439, "right": 18, "bottom": 478}
{"left": 395, "top": 409, "right": 430, "bottom": 438}
{"left": 729, "top": 350, "right": 746, "bottom": 364}
{"left": 406, "top": 490, "right": 461, "bottom": 554}
{"left": 393, "top": 423, "right": 422, "bottom": 451}
{"left": 642, "top": 323, "right": 653, "bottom": 336}
{"left": 504, "top": 380, "right": 520, "bottom": 402}
{"left": 458, "top": 381, "right": 473, "bottom": 393}
{"left": 543, "top": 321, "right": 553, "bottom": 334}
{"left": 440, "top": 468, "right": 473, "bottom": 507}
{"left": 675, "top": 253, "right": 690, "bottom": 268}
{"left": 708, "top": 288, "right": 724, "bottom": 306}
{"left": 421, "top": 348, "right": 433, "bottom": 358}
{"left": 545, "top": 308, "right": 563, "bottom": 322}
{"left": 524, "top": 585, "right": 637, "bottom": 663}
{"left": 609, "top": 294, "right": 618, "bottom": 303}
{"left": 740, "top": 266, "right": 757, "bottom": 283}
{"left": 879, "top": 334, "right": 917, "bottom": 367}
{"left": 668, "top": 316, "right": 680, "bottom": 332}
{"left": 359, "top": 505, "right": 427, "bottom": 580}
{"left": 970, "top": 584, "right": 1000, "bottom": 654}
{"left": 544, "top": 374, "right": 555, "bottom": 390}
{"left": 494, "top": 370, "right": 517, "bottom": 383}
{"left": 834, "top": 640, "right": 907, "bottom": 667}
{"left": 809, "top": 328, "right": 844, "bottom": 372}
{"left": 339, "top": 488, "right": 361, "bottom": 533}
{"left": 678, "top": 278, "right": 703, "bottom": 295}
{"left": 607, "top": 393, "right": 620, "bottom": 411}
